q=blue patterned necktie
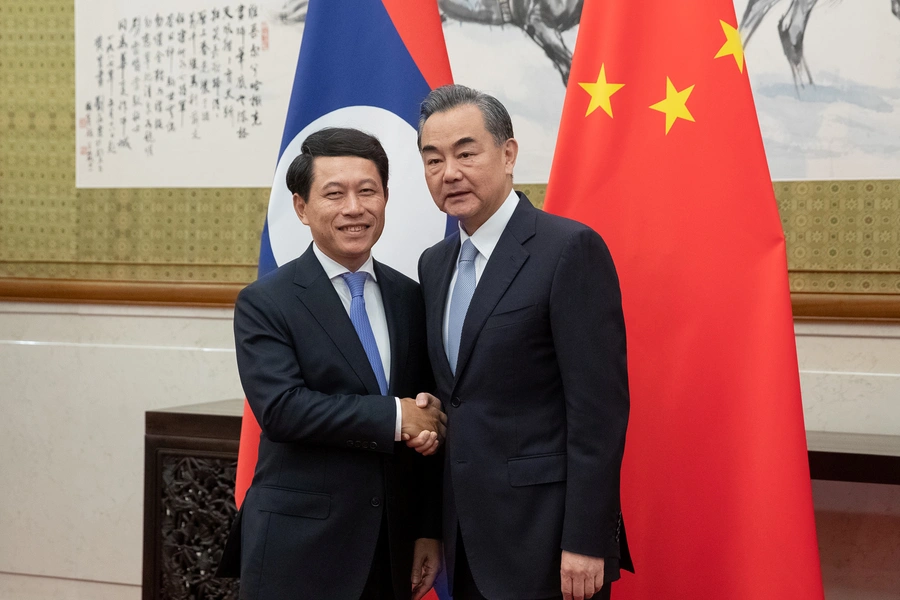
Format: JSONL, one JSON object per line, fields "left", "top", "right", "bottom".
{"left": 341, "top": 271, "right": 388, "bottom": 395}
{"left": 446, "top": 239, "right": 479, "bottom": 375}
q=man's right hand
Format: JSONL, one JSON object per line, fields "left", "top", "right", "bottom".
{"left": 400, "top": 393, "right": 446, "bottom": 456}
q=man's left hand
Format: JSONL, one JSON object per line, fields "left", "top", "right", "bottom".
{"left": 411, "top": 538, "right": 442, "bottom": 600}
{"left": 561, "top": 550, "right": 604, "bottom": 600}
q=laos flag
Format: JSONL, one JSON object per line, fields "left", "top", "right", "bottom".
{"left": 234, "top": 1, "right": 452, "bottom": 593}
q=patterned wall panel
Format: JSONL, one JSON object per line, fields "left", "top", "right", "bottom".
{"left": 1, "top": 1, "right": 898, "bottom": 304}
{"left": 0, "top": 1, "right": 264, "bottom": 284}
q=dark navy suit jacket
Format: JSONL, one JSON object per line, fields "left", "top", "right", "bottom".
{"left": 418, "top": 194, "right": 632, "bottom": 600}
{"left": 224, "top": 245, "right": 438, "bottom": 600}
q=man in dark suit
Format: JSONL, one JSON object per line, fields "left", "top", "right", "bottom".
{"left": 230, "top": 128, "right": 445, "bottom": 600}
{"left": 414, "top": 85, "right": 632, "bottom": 600}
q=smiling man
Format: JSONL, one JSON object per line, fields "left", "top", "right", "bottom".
{"left": 229, "top": 127, "right": 445, "bottom": 600}
{"left": 415, "top": 86, "right": 633, "bottom": 600}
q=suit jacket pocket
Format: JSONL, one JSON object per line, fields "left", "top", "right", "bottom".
{"left": 507, "top": 452, "right": 567, "bottom": 487}
{"left": 483, "top": 304, "right": 538, "bottom": 331}
{"left": 255, "top": 485, "right": 331, "bottom": 519}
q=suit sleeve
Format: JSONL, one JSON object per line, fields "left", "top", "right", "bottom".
{"left": 550, "top": 228, "right": 629, "bottom": 558}
{"left": 234, "top": 283, "right": 396, "bottom": 452}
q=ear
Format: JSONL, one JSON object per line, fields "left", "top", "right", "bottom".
{"left": 503, "top": 138, "right": 519, "bottom": 176}
{"left": 383, "top": 186, "right": 389, "bottom": 206}
{"left": 293, "top": 193, "right": 309, "bottom": 225}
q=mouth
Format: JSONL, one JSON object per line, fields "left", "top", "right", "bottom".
{"left": 338, "top": 224, "right": 371, "bottom": 234}
{"left": 445, "top": 190, "right": 470, "bottom": 201}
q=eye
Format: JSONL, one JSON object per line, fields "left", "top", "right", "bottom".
{"left": 426, "top": 157, "right": 441, "bottom": 166}
{"left": 459, "top": 152, "right": 474, "bottom": 159}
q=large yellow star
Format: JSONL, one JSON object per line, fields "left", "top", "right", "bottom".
{"left": 649, "top": 77, "right": 695, "bottom": 134}
{"left": 578, "top": 64, "right": 624, "bottom": 118}
{"left": 715, "top": 20, "right": 744, "bottom": 72}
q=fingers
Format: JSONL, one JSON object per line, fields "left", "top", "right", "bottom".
{"left": 411, "top": 552, "right": 425, "bottom": 588}
{"left": 592, "top": 574, "right": 604, "bottom": 598}
{"left": 561, "top": 551, "right": 604, "bottom": 600}
{"left": 411, "top": 538, "right": 442, "bottom": 600}
{"left": 572, "top": 576, "right": 585, "bottom": 600}
{"left": 416, "top": 392, "right": 443, "bottom": 411}
{"left": 583, "top": 575, "right": 596, "bottom": 599}
{"left": 413, "top": 565, "right": 438, "bottom": 600}
{"left": 406, "top": 430, "right": 439, "bottom": 455}
{"left": 421, "top": 560, "right": 439, "bottom": 590}
{"left": 410, "top": 554, "right": 425, "bottom": 600}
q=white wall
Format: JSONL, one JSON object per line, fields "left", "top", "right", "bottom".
{"left": 0, "top": 302, "right": 243, "bottom": 600}
{"left": 0, "top": 304, "right": 897, "bottom": 599}
{"left": 797, "top": 321, "right": 900, "bottom": 435}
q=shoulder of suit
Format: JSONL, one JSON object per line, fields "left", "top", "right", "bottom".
{"left": 237, "top": 255, "right": 301, "bottom": 300}
{"left": 374, "top": 260, "right": 418, "bottom": 291}
{"left": 421, "top": 232, "right": 459, "bottom": 264}
{"left": 531, "top": 206, "right": 603, "bottom": 245}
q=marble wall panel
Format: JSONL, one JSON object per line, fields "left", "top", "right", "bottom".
{"left": 796, "top": 322, "right": 900, "bottom": 435}
{"left": 0, "top": 302, "right": 243, "bottom": 588}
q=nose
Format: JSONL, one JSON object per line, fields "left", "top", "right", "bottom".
{"left": 442, "top": 157, "right": 463, "bottom": 183}
{"left": 342, "top": 192, "right": 365, "bottom": 215}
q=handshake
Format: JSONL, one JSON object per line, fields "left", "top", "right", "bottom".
{"left": 400, "top": 393, "right": 446, "bottom": 456}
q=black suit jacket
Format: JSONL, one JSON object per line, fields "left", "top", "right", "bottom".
{"left": 418, "top": 194, "right": 632, "bottom": 600}
{"left": 224, "top": 245, "right": 438, "bottom": 600}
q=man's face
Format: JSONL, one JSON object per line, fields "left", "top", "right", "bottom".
{"left": 293, "top": 155, "right": 387, "bottom": 271}
{"left": 419, "top": 104, "right": 518, "bottom": 234}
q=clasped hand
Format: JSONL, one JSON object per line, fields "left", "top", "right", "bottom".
{"left": 400, "top": 393, "right": 446, "bottom": 455}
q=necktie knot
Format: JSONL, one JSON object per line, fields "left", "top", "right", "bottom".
{"left": 341, "top": 271, "right": 367, "bottom": 298}
{"left": 459, "top": 239, "right": 478, "bottom": 264}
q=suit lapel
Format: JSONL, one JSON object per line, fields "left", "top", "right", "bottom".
{"left": 374, "top": 261, "right": 408, "bottom": 395}
{"left": 292, "top": 246, "right": 382, "bottom": 395}
{"left": 453, "top": 196, "right": 536, "bottom": 383}
{"left": 425, "top": 234, "right": 460, "bottom": 382}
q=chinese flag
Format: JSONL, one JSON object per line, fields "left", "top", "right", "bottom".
{"left": 544, "top": 2, "right": 824, "bottom": 599}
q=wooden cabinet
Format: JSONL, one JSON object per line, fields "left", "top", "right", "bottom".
{"left": 142, "top": 400, "right": 243, "bottom": 600}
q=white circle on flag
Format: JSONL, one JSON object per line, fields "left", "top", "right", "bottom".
{"left": 267, "top": 106, "right": 446, "bottom": 281}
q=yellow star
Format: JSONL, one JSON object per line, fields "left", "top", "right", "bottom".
{"left": 649, "top": 77, "right": 695, "bottom": 134}
{"left": 578, "top": 64, "right": 624, "bottom": 118}
{"left": 715, "top": 20, "right": 744, "bottom": 72}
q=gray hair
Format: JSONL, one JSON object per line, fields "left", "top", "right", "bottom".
{"left": 417, "top": 84, "right": 514, "bottom": 149}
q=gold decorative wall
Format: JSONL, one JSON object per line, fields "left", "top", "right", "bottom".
{"left": 0, "top": 0, "right": 264, "bottom": 288}
{"left": 1, "top": 1, "right": 899, "bottom": 316}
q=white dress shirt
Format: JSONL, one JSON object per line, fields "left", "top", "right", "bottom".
{"left": 443, "top": 188, "right": 519, "bottom": 356}
{"left": 312, "top": 244, "right": 402, "bottom": 441}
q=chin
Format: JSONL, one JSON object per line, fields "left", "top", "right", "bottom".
{"left": 443, "top": 202, "right": 477, "bottom": 220}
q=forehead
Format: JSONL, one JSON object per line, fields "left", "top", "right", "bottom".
{"left": 421, "top": 104, "right": 490, "bottom": 149}
{"left": 310, "top": 155, "right": 383, "bottom": 189}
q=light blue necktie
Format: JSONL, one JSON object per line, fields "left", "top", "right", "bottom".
{"left": 341, "top": 272, "right": 388, "bottom": 395}
{"left": 446, "top": 239, "right": 478, "bottom": 375}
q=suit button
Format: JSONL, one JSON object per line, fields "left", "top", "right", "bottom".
{"left": 370, "top": 442, "right": 378, "bottom": 450}
{"left": 362, "top": 441, "right": 370, "bottom": 449}
{"left": 370, "top": 497, "right": 381, "bottom": 507}
{"left": 355, "top": 441, "right": 362, "bottom": 448}
{"left": 346, "top": 440, "right": 354, "bottom": 447}
{"left": 451, "top": 396, "right": 461, "bottom": 408}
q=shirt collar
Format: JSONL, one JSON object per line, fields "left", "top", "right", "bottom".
{"left": 312, "top": 243, "right": 377, "bottom": 282}
{"left": 459, "top": 188, "right": 518, "bottom": 262}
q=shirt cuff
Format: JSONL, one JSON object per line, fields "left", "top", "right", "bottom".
{"left": 394, "top": 397, "right": 402, "bottom": 442}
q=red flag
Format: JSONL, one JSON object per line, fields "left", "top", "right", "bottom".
{"left": 544, "top": 1, "right": 823, "bottom": 598}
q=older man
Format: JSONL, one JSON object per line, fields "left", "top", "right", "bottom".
{"left": 415, "top": 85, "right": 633, "bottom": 600}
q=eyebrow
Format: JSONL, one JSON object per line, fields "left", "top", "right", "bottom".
{"left": 420, "top": 136, "right": 478, "bottom": 154}
{"left": 321, "top": 177, "right": 380, "bottom": 188}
